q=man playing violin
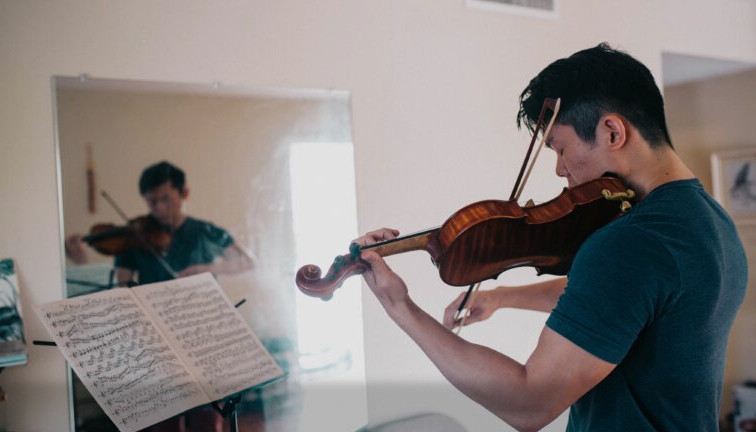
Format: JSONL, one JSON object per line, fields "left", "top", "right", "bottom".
{"left": 114, "top": 160, "right": 254, "bottom": 286}
{"left": 355, "top": 43, "right": 747, "bottom": 431}
{"left": 109, "top": 160, "right": 256, "bottom": 432}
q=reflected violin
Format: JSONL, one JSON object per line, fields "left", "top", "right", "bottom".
{"left": 295, "top": 98, "right": 636, "bottom": 299}
{"left": 82, "top": 215, "right": 172, "bottom": 256}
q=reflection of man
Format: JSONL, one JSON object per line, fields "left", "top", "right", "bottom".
{"left": 115, "top": 161, "right": 254, "bottom": 432}
{"left": 115, "top": 160, "right": 253, "bottom": 286}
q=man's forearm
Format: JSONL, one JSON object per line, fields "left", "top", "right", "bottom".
{"left": 219, "top": 244, "right": 255, "bottom": 274}
{"left": 386, "top": 298, "right": 554, "bottom": 431}
{"left": 496, "top": 276, "right": 567, "bottom": 313}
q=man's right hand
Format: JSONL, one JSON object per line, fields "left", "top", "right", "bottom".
{"left": 443, "top": 276, "right": 569, "bottom": 329}
{"left": 442, "top": 287, "right": 504, "bottom": 330}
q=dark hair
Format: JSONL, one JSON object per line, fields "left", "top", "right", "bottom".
{"left": 139, "top": 161, "right": 186, "bottom": 194}
{"left": 517, "top": 43, "right": 672, "bottom": 148}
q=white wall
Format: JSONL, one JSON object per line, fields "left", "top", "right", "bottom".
{"left": 1, "top": 1, "right": 755, "bottom": 431}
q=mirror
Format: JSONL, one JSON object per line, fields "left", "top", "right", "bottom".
{"left": 54, "top": 76, "right": 367, "bottom": 431}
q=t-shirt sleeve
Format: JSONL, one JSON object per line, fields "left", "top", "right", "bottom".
{"left": 202, "top": 222, "right": 234, "bottom": 252}
{"left": 546, "top": 225, "right": 678, "bottom": 364}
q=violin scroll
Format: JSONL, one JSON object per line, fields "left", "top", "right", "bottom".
{"left": 296, "top": 245, "right": 369, "bottom": 300}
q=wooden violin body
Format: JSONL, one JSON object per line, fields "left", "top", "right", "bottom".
{"left": 296, "top": 176, "right": 634, "bottom": 299}
{"left": 82, "top": 215, "right": 172, "bottom": 256}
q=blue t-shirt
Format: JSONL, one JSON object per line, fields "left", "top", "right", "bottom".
{"left": 114, "top": 216, "right": 234, "bottom": 284}
{"left": 547, "top": 179, "right": 747, "bottom": 431}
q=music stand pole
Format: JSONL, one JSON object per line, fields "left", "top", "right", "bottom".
{"left": 211, "top": 392, "right": 242, "bottom": 432}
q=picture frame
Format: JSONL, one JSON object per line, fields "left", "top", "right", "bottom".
{"left": 711, "top": 148, "right": 756, "bottom": 225}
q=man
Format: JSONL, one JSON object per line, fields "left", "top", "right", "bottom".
{"left": 115, "top": 160, "right": 253, "bottom": 286}
{"left": 114, "top": 161, "right": 254, "bottom": 432}
{"left": 356, "top": 43, "right": 747, "bottom": 431}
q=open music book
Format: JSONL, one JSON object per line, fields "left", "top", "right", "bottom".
{"left": 36, "top": 273, "right": 283, "bottom": 432}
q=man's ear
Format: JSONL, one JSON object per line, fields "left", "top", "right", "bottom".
{"left": 599, "top": 114, "right": 627, "bottom": 149}
{"left": 180, "top": 187, "right": 190, "bottom": 200}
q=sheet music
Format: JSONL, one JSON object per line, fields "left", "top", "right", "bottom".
{"left": 36, "top": 289, "right": 208, "bottom": 432}
{"left": 133, "top": 273, "right": 283, "bottom": 401}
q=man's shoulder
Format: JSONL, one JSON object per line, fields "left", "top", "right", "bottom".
{"left": 583, "top": 219, "right": 658, "bottom": 251}
{"left": 181, "top": 216, "right": 234, "bottom": 245}
{"left": 575, "top": 220, "right": 676, "bottom": 277}
{"left": 182, "top": 216, "right": 223, "bottom": 231}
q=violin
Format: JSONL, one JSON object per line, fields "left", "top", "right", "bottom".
{"left": 296, "top": 98, "right": 636, "bottom": 300}
{"left": 82, "top": 215, "right": 172, "bottom": 256}
{"left": 297, "top": 177, "right": 634, "bottom": 299}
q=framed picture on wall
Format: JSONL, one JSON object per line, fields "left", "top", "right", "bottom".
{"left": 711, "top": 148, "right": 756, "bottom": 225}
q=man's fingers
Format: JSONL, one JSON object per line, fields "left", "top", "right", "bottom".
{"left": 443, "top": 291, "right": 468, "bottom": 328}
{"left": 462, "top": 311, "right": 481, "bottom": 325}
{"left": 353, "top": 227, "right": 400, "bottom": 247}
{"left": 360, "top": 250, "right": 388, "bottom": 271}
{"left": 370, "top": 227, "right": 400, "bottom": 241}
{"left": 452, "top": 291, "right": 468, "bottom": 309}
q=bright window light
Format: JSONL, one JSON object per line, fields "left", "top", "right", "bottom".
{"left": 289, "top": 142, "right": 367, "bottom": 431}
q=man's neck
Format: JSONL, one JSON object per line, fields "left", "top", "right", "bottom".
{"left": 170, "top": 214, "right": 187, "bottom": 230}
{"left": 624, "top": 146, "right": 696, "bottom": 200}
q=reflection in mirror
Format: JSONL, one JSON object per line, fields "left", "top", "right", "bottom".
{"left": 54, "top": 76, "right": 367, "bottom": 431}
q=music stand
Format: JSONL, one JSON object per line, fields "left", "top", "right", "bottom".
{"left": 211, "top": 392, "right": 242, "bottom": 432}
{"left": 33, "top": 297, "right": 260, "bottom": 432}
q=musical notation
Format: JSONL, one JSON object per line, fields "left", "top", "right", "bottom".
{"left": 37, "top": 289, "right": 208, "bottom": 432}
{"left": 134, "top": 273, "right": 282, "bottom": 401}
{"left": 36, "top": 273, "right": 282, "bottom": 432}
